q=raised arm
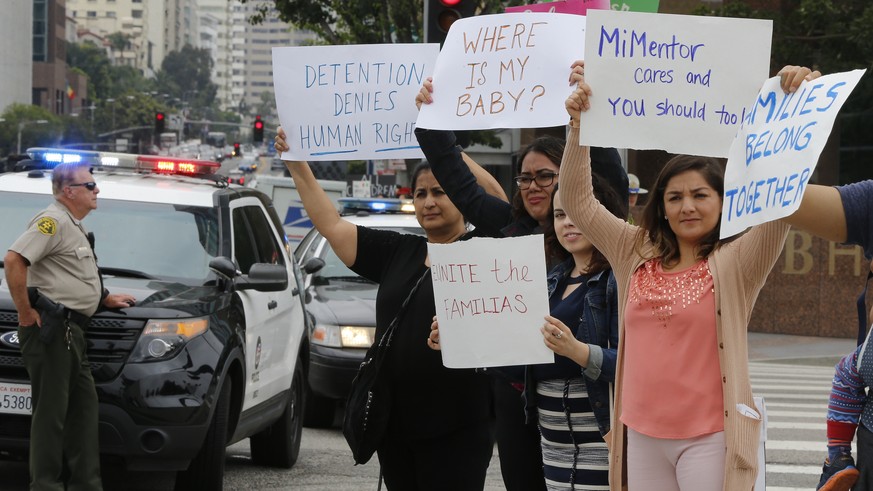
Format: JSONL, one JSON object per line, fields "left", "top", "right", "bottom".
{"left": 781, "top": 184, "right": 847, "bottom": 243}
{"left": 560, "top": 82, "right": 638, "bottom": 271}
{"left": 461, "top": 151, "right": 508, "bottom": 202}
{"left": 275, "top": 127, "right": 358, "bottom": 266}
{"left": 415, "top": 77, "right": 513, "bottom": 235}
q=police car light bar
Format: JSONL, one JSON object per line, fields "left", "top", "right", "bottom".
{"left": 26, "top": 148, "right": 220, "bottom": 177}
{"left": 337, "top": 197, "right": 415, "bottom": 214}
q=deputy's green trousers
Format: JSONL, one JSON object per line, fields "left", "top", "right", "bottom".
{"left": 19, "top": 320, "right": 102, "bottom": 491}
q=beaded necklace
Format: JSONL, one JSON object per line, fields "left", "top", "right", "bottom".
{"left": 629, "top": 258, "right": 713, "bottom": 324}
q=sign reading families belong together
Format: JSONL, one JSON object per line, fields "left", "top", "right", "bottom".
{"left": 719, "top": 70, "right": 867, "bottom": 238}
{"left": 580, "top": 10, "right": 772, "bottom": 157}
{"left": 272, "top": 44, "right": 438, "bottom": 161}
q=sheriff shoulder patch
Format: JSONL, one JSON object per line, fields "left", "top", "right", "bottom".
{"left": 36, "top": 217, "right": 57, "bottom": 236}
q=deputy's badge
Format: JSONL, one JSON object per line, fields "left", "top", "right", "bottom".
{"left": 36, "top": 217, "right": 57, "bottom": 236}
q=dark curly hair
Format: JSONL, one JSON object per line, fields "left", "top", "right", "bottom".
{"left": 543, "top": 173, "right": 625, "bottom": 273}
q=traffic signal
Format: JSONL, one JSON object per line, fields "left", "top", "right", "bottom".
{"left": 155, "top": 112, "right": 165, "bottom": 134}
{"left": 253, "top": 115, "right": 264, "bottom": 143}
{"left": 233, "top": 142, "right": 242, "bottom": 157}
{"left": 425, "top": 0, "right": 476, "bottom": 46}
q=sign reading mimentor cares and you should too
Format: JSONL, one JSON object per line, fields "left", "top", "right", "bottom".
{"left": 416, "top": 12, "right": 586, "bottom": 130}
{"left": 272, "top": 44, "right": 438, "bottom": 161}
{"left": 719, "top": 69, "right": 866, "bottom": 239}
{"left": 428, "top": 235, "right": 553, "bottom": 369}
{"left": 580, "top": 10, "right": 772, "bottom": 157}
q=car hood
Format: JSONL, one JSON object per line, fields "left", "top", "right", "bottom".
{"left": 99, "top": 276, "right": 229, "bottom": 319}
{"left": 305, "top": 280, "right": 377, "bottom": 326}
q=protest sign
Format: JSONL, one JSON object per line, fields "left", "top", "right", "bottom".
{"left": 719, "top": 69, "right": 866, "bottom": 239}
{"left": 580, "top": 10, "right": 771, "bottom": 157}
{"left": 428, "top": 235, "right": 553, "bottom": 368}
{"left": 416, "top": 12, "right": 586, "bottom": 130}
{"left": 272, "top": 44, "right": 438, "bottom": 161}
{"left": 610, "top": 0, "right": 659, "bottom": 12}
{"left": 505, "top": 0, "right": 609, "bottom": 14}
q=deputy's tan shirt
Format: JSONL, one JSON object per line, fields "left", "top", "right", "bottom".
{"left": 9, "top": 202, "right": 102, "bottom": 317}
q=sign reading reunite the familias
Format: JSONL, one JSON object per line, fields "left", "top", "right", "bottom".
{"left": 719, "top": 69, "right": 867, "bottom": 239}
{"left": 428, "top": 235, "right": 553, "bottom": 369}
{"left": 272, "top": 44, "right": 438, "bottom": 161}
{"left": 416, "top": 12, "right": 586, "bottom": 130}
{"left": 580, "top": 10, "right": 772, "bottom": 157}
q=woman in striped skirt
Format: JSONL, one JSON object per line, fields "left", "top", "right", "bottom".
{"left": 532, "top": 179, "right": 623, "bottom": 491}
{"left": 429, "top": 174, "right": 624, "bottom": 491}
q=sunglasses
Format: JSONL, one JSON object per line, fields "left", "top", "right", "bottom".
{"left": 68, "top": 181, "right": 97, "bottom": 191}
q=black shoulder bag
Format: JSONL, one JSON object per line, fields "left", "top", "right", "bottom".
{"left": 343, "top": 268, "right": 431, "bottom": 465}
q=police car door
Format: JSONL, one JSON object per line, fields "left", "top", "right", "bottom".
{"left": 230, "top": 199, "right": 301, "bottom": 410}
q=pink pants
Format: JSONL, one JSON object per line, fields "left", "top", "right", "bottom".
{"left": 626, "top": 428, "right": 725, "bottom": 491}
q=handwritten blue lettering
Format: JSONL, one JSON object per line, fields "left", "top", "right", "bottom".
{"left": 723, "top": 168, "right": 811, "bottom": 221}
{"left": 655, "top": 98, "right": 706, "bottom": 120}
{"left": 304, "top": 62, "right": 426, "bottom": 88}
{"left": 333, "top": 90, "right": 397, "bottom": 116}
{"left": 744, "top": 121, "right": 817, "bottom": 166}
{"left": 608, "top": 97, "right": 646, "bottom": 117}
{"left": 633, "top": 67, "right": 674, "bottom": 84}
{"left": 598, "top": 27, "right": 705, "bottom": 61}
{"left": 298, "top": 123, "right": 362, "bottom": 150}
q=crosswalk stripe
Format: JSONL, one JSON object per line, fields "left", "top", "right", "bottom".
{"left": 766, "top": 440, "right": 855, "bottom": 453}
{"left": 766, "top": 464, "right": 823, "bottom": 475}
{"left": 767, "top": 421, "right": 826, "bottom": 430}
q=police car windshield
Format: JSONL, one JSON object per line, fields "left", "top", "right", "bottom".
{"left": 0, "top": 192, "right": 219, "bottom": 283}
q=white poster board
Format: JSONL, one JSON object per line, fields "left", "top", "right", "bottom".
{"left": 719, "top": 70, "right": 866, "bottom": 238}
{"left": 580, "top": 10, "right": 772, "bottom": 157}
{"left": 272, "top": 44, "right": 439, "bottom": 161}
{"left": 428, "top": 235, "right": 553, "bottom": 368}
{"left": 416, "top": 12, "right": 587, "bottom": 130}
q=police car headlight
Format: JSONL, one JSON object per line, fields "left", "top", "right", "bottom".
{"left": 129, "top": 317, "right": 209, "bottom": 362}
{"left": 311, "top": 323, "right": 374, "bottom": 348}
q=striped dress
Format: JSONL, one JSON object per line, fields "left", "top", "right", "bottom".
{"left": 534, "top": 275, "right": 609, "bottom": 491}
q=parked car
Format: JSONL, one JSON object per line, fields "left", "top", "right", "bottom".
{"left": 294, "top": 203, "right": 422, "bottom": 427}
{"left": 0, "top": 148, "right": 315, "bottom": 490}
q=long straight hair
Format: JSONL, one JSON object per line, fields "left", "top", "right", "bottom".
{"left": 636, "top": 155, "right": 732, "bottom": 267}
{"left": 544, "top": 174, "right": 624, "bottom": 274}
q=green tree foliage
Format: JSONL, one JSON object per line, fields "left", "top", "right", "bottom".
{"left": 243, "top": 1, "right": 525, "bottom": 148}
{"left": 0, "top": 104, "right": 62, "bottom": 155}
{"left": 157, "top": 45, "right": 219, "bottom": 110}
{"left": 695, "top": 0, "right": 873, "bottom": 181}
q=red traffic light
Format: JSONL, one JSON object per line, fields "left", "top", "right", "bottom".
{"left": 440, "top": 0, "right": 462, "bottom": 5}
{"left": 156, "top": 113, "right": 164, "bottom": 121}
{"left": 254, "top": 121, "right": 264, "bottom": 130}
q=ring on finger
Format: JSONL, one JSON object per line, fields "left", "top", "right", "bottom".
{"left": 554, "top": 331, "right": 562, "bottom": 339}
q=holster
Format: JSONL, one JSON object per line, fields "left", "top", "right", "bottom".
{"left": 27, "top": 287, "right": 66, "bottom": 345}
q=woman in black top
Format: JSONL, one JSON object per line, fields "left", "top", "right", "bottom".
{"left": 275, "top": 128, "right": 498, "bottom": 490}
{"left": 414, "top": 67, "right": 629, "bottom": 491}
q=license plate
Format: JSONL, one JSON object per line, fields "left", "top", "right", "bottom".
{"left": 0, "top": 382, "right": 32, "bottom": 415}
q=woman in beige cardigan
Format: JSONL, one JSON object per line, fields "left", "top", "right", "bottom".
{"left": 558, "top": 65, "right": 818, "bottom": 490}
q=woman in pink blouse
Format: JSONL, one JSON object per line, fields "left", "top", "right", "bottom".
{"left": 558, "top": 64, "right": 818, "bottom": 491}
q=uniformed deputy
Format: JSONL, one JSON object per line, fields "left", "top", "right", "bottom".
{"left": 4, "top": 162, "right": 136, "bottom": 491}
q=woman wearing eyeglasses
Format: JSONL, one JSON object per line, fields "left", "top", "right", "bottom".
{"left": 414, "top": 67, "right": 629, "bottom": 491}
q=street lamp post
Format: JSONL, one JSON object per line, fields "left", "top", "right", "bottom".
{"left": 106, "top": 98, "right": 116, "bottom": 130}
{"left": 17, "top": 120, "right": 49, "bottom": 154}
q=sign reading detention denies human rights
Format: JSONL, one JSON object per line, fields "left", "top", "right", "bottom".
{"left": 272, "top": 44, "right": 438, "bottom": 161}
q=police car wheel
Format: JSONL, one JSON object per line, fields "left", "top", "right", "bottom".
{"left": 175, "top": 378, "right": 231, "bottom": 490}
{"left": 250, "top": 357, "right": 304, "bottom": 468}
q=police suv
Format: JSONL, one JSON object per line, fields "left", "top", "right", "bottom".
{"left": 0, "top": 149, "right": 314, "bottom": 489}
